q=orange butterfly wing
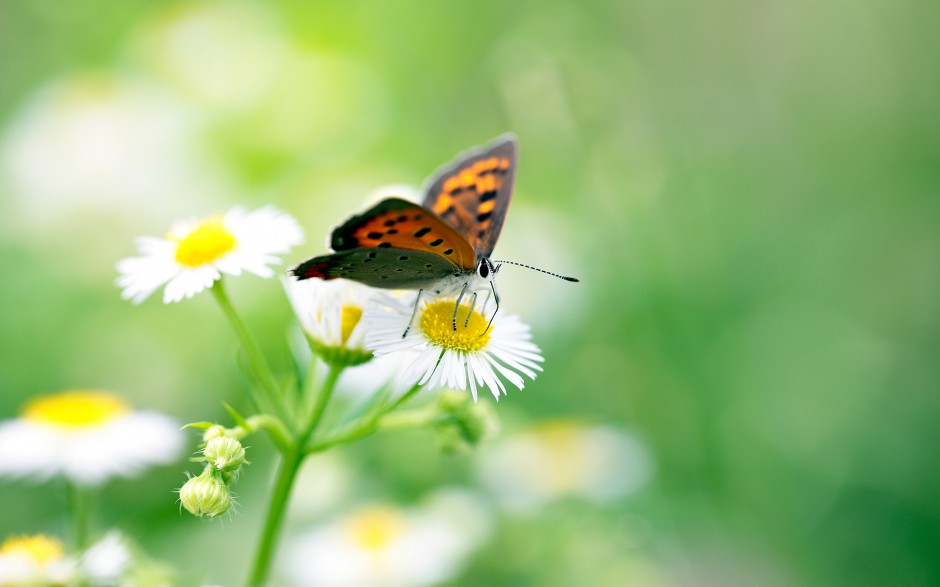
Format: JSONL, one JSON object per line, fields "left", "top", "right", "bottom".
{"left": 422, "top": 134, "right": 517, "bottom": 258}
{"left": 329, "top": 197, "right": 477, "bottom": 271}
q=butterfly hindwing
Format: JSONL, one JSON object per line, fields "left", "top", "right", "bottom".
{"left": 291, "top": 247, "right": 460, "bottom": 289}
{"left": 329, "top": 198, "right": 476, "bottom": 271}
{"left": 422, "top": 134, "right": 517, "bottom": 258}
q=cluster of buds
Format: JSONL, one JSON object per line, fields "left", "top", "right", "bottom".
{"left": 179, "top": 425, "right": 248, "bottom": 518}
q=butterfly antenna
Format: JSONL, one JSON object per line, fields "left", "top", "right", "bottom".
{"left": 490, "top": 260, "right": 580, "bottom": 282}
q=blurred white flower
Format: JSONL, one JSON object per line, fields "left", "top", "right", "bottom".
{"left": 131, "top": 1, "right": 287, "bottom": 114}
{"left": 0, "top": 534, "right": 77, "bottom": 586}
{"left": 117, "top": 206, "right": 303, "bottom": 304}
{"left": 284, "top": 490, "right": 491, "bottom": 587}
{"left": 366, "top": 295, "right": 543, "bottom": 401}
{"left": 0, "top": 73, "right": 219, "bottom": 227}
{"left": 80, "top": 532, "right": 132, "bottom": 585}
{"left": 132, "top": 2, "right": 388, "bottom": 154}
{"left": 0, "top": 390, "right": 184, "bottom": 486}
{"left": 477, "top": 421, "right": 653, "bottom": 512}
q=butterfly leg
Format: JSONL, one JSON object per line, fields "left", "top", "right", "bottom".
{"left": 453, "top": 282, "right": 469, "bottom": 331}
{"left": 464, "top": 292, "right": 478, "bottom": 328}
{"left": 402, "top": 289, "right": 425, "bottom": 338}
{"left": 483, "top": 281, "right": 500, "bottom": 336}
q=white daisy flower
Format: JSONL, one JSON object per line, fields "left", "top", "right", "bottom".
{"left": 117, "top": 206, "right": 303, "bottom": 304}
{"left": 0, "top": 534, "right": 77, "bottom": 586}
{"left": 283, "top": 277, "right": 373, "bottom": 365}
{"left": 284, "top": 490, "right": 490, "bottom": 587}
{"left": 366, "top": 295, "right": 544, "bottom": 401}
{"left": 477, "top": 421, "right": 654, "bottom": 513}
{"left": 0, "top": 390, "right": 184, "bottom": 486}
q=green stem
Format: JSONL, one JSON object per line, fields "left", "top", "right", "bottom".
{"left": 305, "top": 383, "right": 425, "bottom": 455}
{"left": 211, "top": 280, "right": 285, "bottom": 421}
{"left": 245, "top": 365, "right": 343, "bottom": 587}
{"left": 67, "top": 482, "right": 91, "bottom": 550}
{"left": 307, "top": 407, "right": 434, "bottom": 454}
{"left": 244, "top": 446, "right": 302, "bottom": 587}
{"left": 384, "top": 383, "right": 423, "bottom": 413}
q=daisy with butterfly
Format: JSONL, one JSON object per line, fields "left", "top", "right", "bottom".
{"left": 291, "top": 134, "right": 578, "bottom": 399}
{"left": 116, "top": 134, "right": 576, "bottom": 586}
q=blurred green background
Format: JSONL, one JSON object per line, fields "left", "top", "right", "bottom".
{"left": 1, "top": 0, "right": 938, "bottom": 585}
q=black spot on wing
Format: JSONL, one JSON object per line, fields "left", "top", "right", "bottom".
{"left": 413, "top": 227, "right": 431, "bottom": 237}
{"left": 429, "top": 238, "right": 444, "bottom": 247}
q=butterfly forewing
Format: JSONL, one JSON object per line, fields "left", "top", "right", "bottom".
{"left": 422, "top": 134, "right": 517, "bottom": 258}
{"left": 291, "top": 247, "right": 460, "bottom": 289}
{"left": 329, "top": 198, "right": 476, "bottom": 271}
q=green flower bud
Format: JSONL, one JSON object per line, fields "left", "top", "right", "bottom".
{"left": 202, "top": 425, "right": 228, "bottom": 442}
{"left": 434, "top": 390, "right": 499, "bottom": 454}
{"left": 179, "top": 469, "right": 231, "bottom": 518}
{"left": 203, "top": 436, "right": 246, "bottom": 473}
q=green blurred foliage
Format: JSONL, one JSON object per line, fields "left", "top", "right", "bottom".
{"left": 1, "top": 0, "right": 938, "bottom": 585}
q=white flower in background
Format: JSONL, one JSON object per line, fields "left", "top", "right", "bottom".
{"left": 117, "top": 206, "right": 303, "bottom": 304}
{"left": 284, "top": 490, "right": 490, "bottom": 587}
{"left": 132, "top": 2, "right": 388, "bottom": 154}
{"left": 0, "top": 534, "right": 77, "bottom": 586}
{"left": 0, "top": 390, "right": 184, "bottom": 486}
{"left": 366, "top": 295, "right": 543, "bottom": 401}
{"left": 80, "top": 532, "right": 132, "bottom": 585}
{"left": 131, "top": 1, "right": 286, "bottom": 114}
{"left": 477, "top": 421, "right": 653, "bottom": 512}
{"left": 0, "top": 73, "right": 217, "bottom": 227}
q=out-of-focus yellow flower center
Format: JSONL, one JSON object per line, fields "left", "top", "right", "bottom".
{"left": 174, "top": 216, "right": 237, "bottom": 267}
{"left": 420, "top": 300, "right": 490, "bottom": 352}
{"left": 0, "top": 534, "right": 64, "bottom": 564}
{"left": 532, "top": 421, "right": 585, "bottom": 493}
{"left": 340, "top": 305, "right": 363, "bottom": 345}
{"left": 345, "top": 507, "right": 406, "bottom": 551}
{"left": 22, "top": 391, "right": 130, "bottom": 429}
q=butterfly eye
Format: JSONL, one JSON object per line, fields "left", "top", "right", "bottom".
{"left": 478, "top": 259, "right": 491, "bottom": 279}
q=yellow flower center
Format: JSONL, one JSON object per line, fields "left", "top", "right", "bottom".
{"left": 173, "top": 216, "right": 237, "bottom": 267}
{"left": 345, "top": 507, "right": 405, "bottom": 551}
{"left": 340, "top": 304, "right": 363, "bottom": 345}
{"left": 420, "top": 300, "right": 491, "bottom": 352}
{"left": 0, "top": 534, "right": 64, "bottom": 564}
{"left": 22, "top": 391, "right": 130, "bottom": 429}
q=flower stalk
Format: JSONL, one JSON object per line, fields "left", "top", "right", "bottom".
{"left": 211, "top": 280, "right": 287, "bottom": 423}
{"left": 245, "top": 365, "right": 342, "bottom": 587}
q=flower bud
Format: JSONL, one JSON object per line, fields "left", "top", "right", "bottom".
{"left": 202, "top": 425, "right": 228, "bottom": 442}
{"left": 434, "top": 390, "right": 499, "bottom": 454}
{"left": 203, "top": 436, "right": 246, "bottom": 473}
{"left": 179, "top": 469, "right": 231, "bottom": 518}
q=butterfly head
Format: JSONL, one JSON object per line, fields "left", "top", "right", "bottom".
{"left": 477, "top": 257, "right": 499, "bottom": 282}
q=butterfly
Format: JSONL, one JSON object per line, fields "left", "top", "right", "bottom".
{"left": 290, "top": 134, "right": 577, "bottom": 332}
